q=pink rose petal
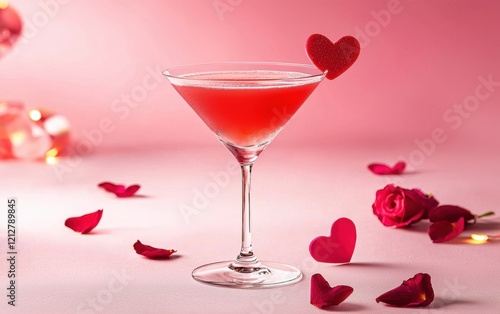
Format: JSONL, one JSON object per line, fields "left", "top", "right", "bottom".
{"left": 376, "top": 273, "right": 434, "bottom": 307}
{"left": 65, "top": 209, "right": 103, "bottom": 234}
{"left": 428, "top": 217, "right": 465, "bottom": 243}
{"left": 98, "top": 181, "right": 141, "bottom": 197}
{"left": 133, "top": 240, "right": 176, "bottom": 259}
{"left": 311, "top": 273, "right": 353, "bottom": 308}
{"left": 368, "top": 161, "right": 406, "bottom": 175}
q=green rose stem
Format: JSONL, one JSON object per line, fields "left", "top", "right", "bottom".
{"left": 477, "top": 211, "right": 495, "bottom": 219}
{"left": 472, "top": 211, "right": 495, "bottom": 224}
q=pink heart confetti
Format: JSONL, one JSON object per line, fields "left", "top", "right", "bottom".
{"left": 309, "top": 217, "right": 356, "bottom": 263}
{"left": 306, "top": 34, "right": 360, "bottom": 80}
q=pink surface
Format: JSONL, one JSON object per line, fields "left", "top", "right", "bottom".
{"left": 1, "top": 0, "right": 500, "bottom": 313}
{"left": 1, "top": 146, "right": 500, "bottom": 313}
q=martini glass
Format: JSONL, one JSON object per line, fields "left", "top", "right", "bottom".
{"left": 163, "top": 62, "right": 325, "bottom": 288}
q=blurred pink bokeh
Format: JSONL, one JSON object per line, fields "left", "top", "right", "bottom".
{"left": 1, "top": 0, "right": 499, "bottom": 153}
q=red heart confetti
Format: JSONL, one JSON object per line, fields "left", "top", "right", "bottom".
{"left": 306, "top": 34, "right": 360, "bottom": 80}
{"left": 310, "top": 273, "right": 353, "bottom": 308}
{"left": 309, "top": 217, "right": 356, "bottom": 263}
{"left": 65, "top": 209, "right": 103, "bottom": 234}
{"left": 98, "top": 182, "right": 141, "bottom": 198}
{"left": 368, "top": 161, "right": 406, "bottom": 175}
{"left": 133, "top": 240, "right": 176, "bottom": 259}
{"left": 376, "top": 273, "right": 434, "bottom": 307}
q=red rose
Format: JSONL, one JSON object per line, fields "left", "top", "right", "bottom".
{"left": 404, "top": 188, "right": 439, "bottom": 219}
{"left": 372, "top": 185, "right": 438, "bottom": 228}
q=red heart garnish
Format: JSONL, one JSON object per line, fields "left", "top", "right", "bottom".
{"left": 310, "top": 273, "right": 353, "bottom": 308}
{"left": 306, "top": 34, "right": 360, "bottom": 80}
{"left": 368, "top": 161, "right": 406, "bottom": 175}
{"left": 65, "top": 209, "right": 103, "bottom": 234}
{"left": 309, "top": 217, "right": 356, "bottom": 263}
{"left": 133, "top": 240, "right": 176, "bottom": 259}
{"left": 98, "top": 182, "right": 141, "bottom": 198}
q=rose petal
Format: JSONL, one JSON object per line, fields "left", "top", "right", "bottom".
{"left": 65, "top": 209, "right": 103, "bottom": 234}
{"left": 133, "top": 240, "right": 176, "bottom": 259}
{"left": 403, "top": 188, "right": 439, "bottom": 219}
{"left": 428, "top": 205, "right": 475, "bottom": 223}
{"left": 310, "top": 273, "right": 353, "bottom": 308}
{"left": 428, "top": 217, "right": 465, "bottom": 243}
{"left": 376, "top": 273, "right": 434, "bottom": 307}
{"left": 98, "top": 181, "right": 141, "bottom": 197}
{"left": 368, "top": 161, "right": 406, "bottom": 175}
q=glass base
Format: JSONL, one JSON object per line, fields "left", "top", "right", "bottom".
{"left": 192, "top": 260, "right": 302, "bottom": 288}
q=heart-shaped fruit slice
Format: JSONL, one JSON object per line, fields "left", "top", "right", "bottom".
{"left": 306, "top": 34, "right": 360, "bottom": 80}
{"left": 309, "top": 217, "right": 356, "bottom": 263}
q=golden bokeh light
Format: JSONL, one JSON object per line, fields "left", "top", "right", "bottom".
{"left": 29, "top": 109, "right": 43, "bottom": 121}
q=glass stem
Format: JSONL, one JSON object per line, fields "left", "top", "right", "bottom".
{"left": 235, "top": 163, "right": 258, "bottom": 265}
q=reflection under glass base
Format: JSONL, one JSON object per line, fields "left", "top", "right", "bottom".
{"left": 192, "top": 260, "right": 302, "bottom": 288}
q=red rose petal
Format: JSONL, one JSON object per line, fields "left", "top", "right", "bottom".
{"left": 376, "top": 273, "right": 434, "bottom": 307}
{"left": 65, "top": 209, "right": 103, "bottom": 234}
{"left": 428, "top": 217, "right": 465, "bottom": 243}
{"left": 368, "top": 161, "right": 406, "bottom": 175}
{"left": 306, "top": 34, "right": 360, "bottom": 80}
{"left": 428, "top": 205, "right": 475, "bottom": 223}
{"left": 98, "top": 181, "right": 141, "bottom": 197}
{"left": 133, "top": 240, "right": 176, "bottom": 259}
{"left": 311, "top": 274, "right": 353, "bottom": 308}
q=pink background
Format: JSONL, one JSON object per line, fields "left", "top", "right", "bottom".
{"left": 2, "top": 0, "right": 499, "bottom": 151}
{"left": 2, "top": 1, "right": 500, "bottom": 313}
